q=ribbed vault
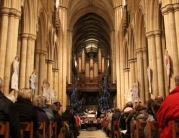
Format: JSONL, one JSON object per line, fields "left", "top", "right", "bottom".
{"left": 73, "top": 12, "right": 111, "bottom": 57}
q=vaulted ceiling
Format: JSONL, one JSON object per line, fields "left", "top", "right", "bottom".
{"left": 62, "top": 0, "right": 121, "bottom": 56}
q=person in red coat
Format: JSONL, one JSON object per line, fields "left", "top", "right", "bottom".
{"left": 157, "top": 74, "right": 179, "bottom": 138}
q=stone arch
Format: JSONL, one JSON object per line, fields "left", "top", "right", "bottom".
{"left": 22, "top": 0, "right": 37, "bottom": 34}
{"left": 34, "top": 9, "right": 48, "bottom": 95}
{"left": 68, "top": 7, "right": 114, "bottom": 31}
{"left": 135, "top": 8, "right": 145, "bottom": 49}
{"left": 36, "top": 9, "right": 48, "bottom": 51}
{"left": 144, "top": 0, "right": 161, "bottom": 32}
{"left": 47, "top": 26, "right": 55, "bottom": 60}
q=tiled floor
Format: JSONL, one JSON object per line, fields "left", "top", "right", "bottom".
{"left": 78, "top": 130, "right": 108, "bottom": 138}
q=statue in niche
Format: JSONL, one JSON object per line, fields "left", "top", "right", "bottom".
{"left": 124, "top": 89, "right": 133, "bottom": 102}
{"left": 147, "top": 66, "right": 152, "bottom": 93}
{"left": 51, "top": 89, "right": 57, "bottom": 104}
{"left": 11, "top": 55, "right": 19, "bottom": 91}
{"left": 30, "top": 69, "right": 37, "bottom": 95}
{"left": 42, "top": 80, "right": 52, "bottom": 104}
{"left": 164, "top": 50, "right": 170, "bottom": 87}
{"left": 131, "top": 83, "right": 138, "bottom": 103}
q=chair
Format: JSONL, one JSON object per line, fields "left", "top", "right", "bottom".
{"left": 130, "top": 121, "right": 135, "bottom": 138}
{"left": 112, "top": 121, "right": 120, "bottom": 138}
{"left": 148, "top": 121, "right": 159, "bottom": 138}
{"left": 0, "top": 122, "right": 9, "bottom": 138}
{"left": 172, "top": 120, "right": 179, "bottom": 138}
{"left": 38, "top": 122, "right": 46, "bottom": 138}
{"left": 49, "top": 122, "right": 57, "bottom": 138}
{"left": 135, "top": 121, "right": 147, "bottom": 138}
{"left": 20, "top": 122, "right": 33, "bottom": 138}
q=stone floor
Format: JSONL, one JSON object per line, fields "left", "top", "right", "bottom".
{"left": 77, "top": 129, "right": 108, "bottom": 138}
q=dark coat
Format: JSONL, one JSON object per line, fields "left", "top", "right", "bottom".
{"left": 112, "top": 111, "right": 121, "bottom": 121}
{"left": 14, "top": 100, "right": 38, "bottom": 138}
{"left": 53, "top": 110, "right": 63, "bottom": 135}
{"left": 0, "top": 91, "right": 21, "bottom": 138}
{"left": 35, "top": 106, "right": 50, "bottom": 135}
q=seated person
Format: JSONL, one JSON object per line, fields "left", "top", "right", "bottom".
{"left": 144, "top": 100, "right": 161, "bottom": 138}
{"left": 14, "top": 88, "right": 38, "bottom": 138}
{"left": 32, "top": 95, "right": 50, "bottom": 137}
{"left": 0, "top": 78, "right": 21, "bottom": 138}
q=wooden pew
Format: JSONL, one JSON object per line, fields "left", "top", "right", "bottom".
{"left": 172, "top": 120, "right": 179, "bottom": 138}
{"left": 20, "top": 122, "right": 33, "bottom": 138}
{"left": 38, "top": 122, "right": 46, "bottom": 138}
{"left": 0, "top": 122, "right": 9, "bottom": 138}
{"left": 49, "top": 122, "right": 57, "bottom": 138}
{"left": 148, "top": 121, "right": 158, "bottom": 138}
{"left": 112, "top": 121, "right": 120, "bottom": 138}
{"left": 135, "top": 121, "right": 147, "bottom": 138}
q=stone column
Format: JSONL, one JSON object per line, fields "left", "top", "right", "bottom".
{"left": 58, "top": 6, "right": 68, "bottom": 111}
{"left": 46, "top": 59, "right": 53, "bottom": 87}
{"left": 4, "top": 9, "right": 15, "bottom": 95}
{"left": 67, "top": 30, "right": 72, "bottom": 83}
{"left": 154, "top": 30, "right": 165, "bottom": 97}
{"left": 39, "top": 52, "right": 46, "bottom": 95}
{"left": 53, "top": 68, "right": 59, "bottom": 98}
{"left": 25, "top": 36, "right": 32, "bottom": 87}
{"left": 0, "top": 7, "right": 9, "bottom": 79}
{"left": 19, "top": 33, "right": 28, "bottom": 89}
{"left": 110, "top": 30, "right": 115, "bottom": 83}
{"left": 142, "top": 47, "right": 149, "bottom": 101}
{"left": 146, "top": 32, "right": 158, "bottom": 98}
{"left": 124, "top": 68, "right": 129, "bottom": 93}
{"left": 129, "top": 59, "right": 136, "bottom": 87}
{"left": 162, "top": 4, "right": 179, "bottom": 89}
{"left": 174, "top": 4, "right": 179, "bottom": 55}
{"left": 114, "top": 4, "right": 123, "bottom": 108}
{"left": 35, "top": 51, "right": 40, "bottom": 95}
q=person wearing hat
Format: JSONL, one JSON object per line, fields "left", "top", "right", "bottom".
{"left": 52, "top": 101, "right": 63, "bottom": 137}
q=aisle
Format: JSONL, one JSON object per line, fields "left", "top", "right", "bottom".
{"left": 78, "top": 130, "right": 108, "bottom": 138}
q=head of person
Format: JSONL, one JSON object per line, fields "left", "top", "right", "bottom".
{"left": 32, "top": 96, "right": 41, "bottom": 107}
{"left": 175, "top": 74, "right": 179, "bottom": 86}
{"left": 53, "top": 101, "right": 62, "bottom": 110}
{"left": 125, "top": 101, "right": 133, "bottom": 108}
{"left": 135, "top": 102, "right": 145, "bottom": 112}
{"left": 17, "top": 88, "right": 33, "bottom": 102}
{"left": 41, "top": 96, "right": 47, "bottom": 106}
{"left": 0, "top": 78, "right": 4, "bottom": 92}
{"left": 32, "top": 95, "right": 44, "bottom": 108}
{"left": 155, "top": 95, "right": 164, "bottom": 103}
{"left": 146, "top": 98, "right": 155, "bottom": 110}
{"left": 115, "top": 107, "right": 120, "bottom": 113}
{"left": 151, "top": 100, "right": 162, "bottom": 115}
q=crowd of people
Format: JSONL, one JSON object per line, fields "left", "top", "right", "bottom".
{"left": 99, "top": 74, "right": 179, "bottom": 138}
{"left": 1, "top": 72, "right": 179, "bottom": 138}
{"left": 0, "top": 78, "right": 80, "bottom": 138}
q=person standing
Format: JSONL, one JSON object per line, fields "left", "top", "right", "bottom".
{"left": 11, "top": 55, "right": 19, "bottom": 91}
{"left": 0, "top": 78, "right": 21, "bottom": 138}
